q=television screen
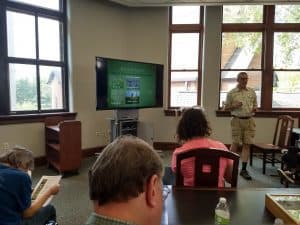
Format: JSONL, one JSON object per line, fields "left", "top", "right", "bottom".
{"left": 96, "top": 57, "right": 164, "bottom": 110}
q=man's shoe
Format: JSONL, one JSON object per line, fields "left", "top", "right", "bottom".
{"left": 240, "top": 170, "right": 252, "bottom": 180}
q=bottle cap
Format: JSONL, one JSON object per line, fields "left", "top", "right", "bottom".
{"left": 219, "top": 197, "right": 226, "bottom": 203}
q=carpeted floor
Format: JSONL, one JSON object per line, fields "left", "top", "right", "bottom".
{"left": 31, "top": 151, "right": 297, "bottom": 225}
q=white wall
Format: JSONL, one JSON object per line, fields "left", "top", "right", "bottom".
{"left": 0, "top": 1, "right": 279, "bottom": 157}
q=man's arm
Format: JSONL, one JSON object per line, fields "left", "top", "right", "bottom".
{"left": 23, "top": 184, "right": 59, "bottom": 218}
{"left": 251, "top": 89, "right": 258, "bottom": 113}
{"left": 224, "top": 91, "right": 242, "bottom": 111}
{"left": 224, "top": 102, "right": 243, "bottom": 111}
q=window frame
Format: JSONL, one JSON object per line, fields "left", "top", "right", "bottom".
{"left": 0, "top": 0, "right": 69, "bottom": 116}
{"left": 168, "top": 6, "right": 204, "bottom": 109}
{"left": 220, "top": 5, "right": 300, "bottom": 112}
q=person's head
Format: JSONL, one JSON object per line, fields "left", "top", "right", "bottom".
{"left": 176, "top": 107, "right": 211, "bottom": 142}
{"left": 89, "top": 135, "right": 164, "bottom": 225}
{"left": 237, "top": 72, "right": 249, "bottom": 89}
{"left": 0, "top": 147, "right": 34, "bottom": 172}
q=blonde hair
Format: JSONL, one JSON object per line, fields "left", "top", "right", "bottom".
{"left": 0, "top": 147, "right": 34, "bottom": 170}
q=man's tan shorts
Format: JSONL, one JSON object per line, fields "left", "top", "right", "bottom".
{"left": 231, "top": 117, "right": 256, "bottom": 145}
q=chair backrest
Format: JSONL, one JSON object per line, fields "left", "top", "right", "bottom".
{"left": 273, "top": 115, "right": 294, "bottom": 148}
{"left": 175, "top": 148, "right": 240, "bottom": 188}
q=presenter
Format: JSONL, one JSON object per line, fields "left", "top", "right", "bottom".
{"left": 225, "top": 72, "right": 257, "bottom": 180}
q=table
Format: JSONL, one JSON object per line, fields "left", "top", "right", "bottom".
{"left": 163, "top": 187, "right": 300, "bottom": 225}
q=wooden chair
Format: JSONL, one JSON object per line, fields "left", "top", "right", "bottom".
{"left": 175, "top": 148, "right": 240, "bottom": 188}
{"left": 250, "top": 115, "right": 294, "bottom": 174}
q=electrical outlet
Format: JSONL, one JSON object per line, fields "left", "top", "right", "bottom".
{"left": 96, "top": 131, "right": 105, "bottom": 136}
{"left": 3, "top": 142, "right": 9, "bottom": 152}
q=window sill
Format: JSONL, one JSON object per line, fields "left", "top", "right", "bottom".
{"left": 0, "top": 112, "right": 77, "bottom": 125}
{"left": 164, "top": 109, "right": 300, "bottom": 118}
{"left": 164, "top": 109, "right": 183, "bottom": 116}
{"left": 216, "top": 110, "right": 300, "bottom": 118}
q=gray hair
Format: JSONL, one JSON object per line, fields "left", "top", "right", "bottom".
{"left": 0, "top": 147, "right": 34, "bottom": 170}
{"left": 89, "top": 135, "right": 164, "bottom": 205}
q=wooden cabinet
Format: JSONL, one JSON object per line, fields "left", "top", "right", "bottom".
{"left": 45, "top": 117, "right": 81, "bottom": 174}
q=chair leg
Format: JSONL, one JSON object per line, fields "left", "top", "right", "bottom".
{"left": 285, "top": 180, "right": 289, "bottom": 188}
{"left": 263, "top": 153, "right": 266, "bottom": 174}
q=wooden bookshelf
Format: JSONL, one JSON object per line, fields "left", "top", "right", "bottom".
{"left": 45, "top": 117, "right": 81, "bottom": 174}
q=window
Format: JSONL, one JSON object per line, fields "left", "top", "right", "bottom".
{"left": 220, "top": 5, "right": 300, "bottom": 110}
{"left": 0, "top": 0, "right": 68, "bottom": 115}
{"left": 169, "top": 6, "right": 203, "bottom": 108}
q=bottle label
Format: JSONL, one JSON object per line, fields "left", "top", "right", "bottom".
{"left": 215, "top": 214, "right": 230, "bottom": 225}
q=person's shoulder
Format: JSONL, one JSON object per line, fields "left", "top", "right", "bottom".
{"left": 228, "top": 87, "right": 238, "bottom": 94}
{"left": 246, "top": 87, "right": 256, "bottom": 93}
{"left": 174, "top": 139, "right": 199, "bottom": 153}
{"left": 6, "top": 167, "right": 30, "bottom": 180}
{"left": 174, "top": 145, "right": 188, "bottom": 153}
{"left": 207, "top": 139, "right": 228, "bottom": 150}
{"left": 0, "top": 166, "right": 31, "bottom": 186}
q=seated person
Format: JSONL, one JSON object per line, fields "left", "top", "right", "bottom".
{"left": 281, "top": 146, "right": 300, "bottom": 181}
{"left": 171, "top": 107, "right": 233, "bottom": 187}
{"left": 86, "top": 135, "right": 164, "bottom": 225}
{"left": 0, "top": 147, "right": 59, "bottom": 225}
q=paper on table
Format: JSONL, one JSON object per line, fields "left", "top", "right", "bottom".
{"left": 31, "top": 175, "right": 61, "bottom": 206}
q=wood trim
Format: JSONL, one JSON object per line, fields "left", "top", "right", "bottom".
{"left": 0, "top": 112, "right": 77, "bottom": 125}
{"left": 153, "top": 142, "right": 180, "bottom": 150}
{"left": 34, "top": 156, "right": 47, "bottom": 167}
{"left": 216, "top": 109, "right": 300, "bottom": 118}
{"left": 222, "top": 23, "right": 265, "bottom": 32}
{"left": 168, "top": 7, "right": 172, "bottom": 109}
{"left": 170, "top": 24, "right": 203, "bottom": 32}
{"left": 165, "top": 109, "right": 300, "bottom": 119}
{"left": 164, "top": 109, "right": 183, "bottom": 116}
{"left": 34, "top": 145, "right": 106, "bottom": 167}
{"left": 81, "top": 146, "right": 105, "bottom": 158}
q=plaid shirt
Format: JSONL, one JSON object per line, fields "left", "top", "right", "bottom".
{"left": 85, "top": 213, "right": 137, "bottom": 225}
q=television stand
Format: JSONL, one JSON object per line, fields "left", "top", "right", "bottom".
{"left": 110, "top": 118, "right": 138, "bottom": 141}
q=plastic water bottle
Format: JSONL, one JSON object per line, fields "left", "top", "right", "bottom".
{"left": 215, "top": 197, "right": 230, "bottom": 225}
{"left": 161, "top": 186, "right": 170, "bottom": 225}
{"left": 274, "top": 218, "right": 284, "bottom": 225}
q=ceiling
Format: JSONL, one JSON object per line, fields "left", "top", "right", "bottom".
{"left": 109, "top": 0, "right": 300, "bottom": 6}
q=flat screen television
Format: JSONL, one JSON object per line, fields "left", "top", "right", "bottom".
{"left": 96, "top": 57, "right": 164, "bottom": 110}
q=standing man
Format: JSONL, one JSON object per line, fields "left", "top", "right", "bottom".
{"left": 225, "top": 72, "right": 257, "bottom": 180}
{"left": 86, "top": 135, "right": 164, "bottom": 225}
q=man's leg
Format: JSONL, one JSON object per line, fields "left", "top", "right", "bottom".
{"left": 240, "top": 118, "right": 255, "bottom": 180}
{"left": 230, "top": 143, "right": 239, "bottom": 153}
{"left": 230, "top": 117, "right": 252, "bottom": 179}
{"left": 230, "top": 117, "right": 240, "bottom": 154}
{"left": 22, "top": 205, "right": 56, "bottom": 225}
{"left": 240, "top": 144, "right": 252, "bottom": 180}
